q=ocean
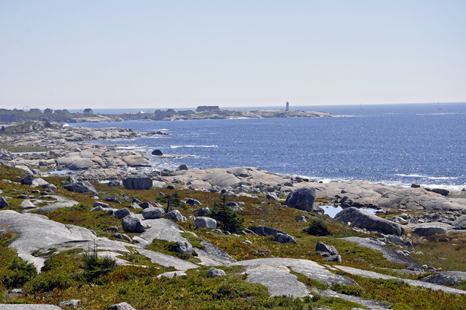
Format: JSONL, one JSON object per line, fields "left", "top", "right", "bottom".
{"left": 71, "top": 103, "right": 466, "bottom": 191}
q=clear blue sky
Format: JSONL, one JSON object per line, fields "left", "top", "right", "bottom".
{"left": 1, "top": 1, "right": 465, "bottom": 110}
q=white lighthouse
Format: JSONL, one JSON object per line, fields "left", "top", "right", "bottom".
{"left": 285, "top": 101, "right": 289, "bottom": 111}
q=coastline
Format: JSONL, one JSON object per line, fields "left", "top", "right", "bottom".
{"left": 1, "top": 121, "right": 465, "bottom": 213}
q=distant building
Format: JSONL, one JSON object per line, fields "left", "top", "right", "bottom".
{"left": 44, "top": 108, "right": 53, "bottom": 114}
{"left": 286, "top": 102, "right": 289, "bottom": 111}
{"left": 196, "top": 106, "right": 220, "bottom": 112}
{"left": 29, "top": 108, "right": 42, "bottom": 113}
{"left": 83, "top": 108, "right": 94, "bottom": 115}
{"left": 54, "top": 109, "right": 69, "bottom": 114}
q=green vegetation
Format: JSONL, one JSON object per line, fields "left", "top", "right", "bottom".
{"left": 206, "top": 196, "right": 244, "bottom": 233}
{"left": 303, "top": 219, "right": 332, "bottom": 236}
{"left": 1, "top": 165, "right": 466, "bottom": 309}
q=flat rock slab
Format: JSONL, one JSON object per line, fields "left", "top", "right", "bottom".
{"left": 36, "top": 195, "right": 79, "bottom": 213}
{"left": 320, "top": 290, "right": 390, "bottom": 309}
{"left": 136, "top": 248, "right": 198, "bottom": 271}
{"left": 342, "top": 237, "right": 420, "bottom": 269}
{"left": 0, "top": 210, "right": 96, "bottom": 271}
{"left": 335, "top": 265, "right": 466, "bottom": 295}
{"left": 233, "top": 258, "right": 355, "bottom": 298}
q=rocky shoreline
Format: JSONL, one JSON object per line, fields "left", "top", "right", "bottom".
{"left": 2, "top": 123, "right": 465, "bottom": 215}
{"left": 2, "top": 122, "right": 466, "bottom": 309}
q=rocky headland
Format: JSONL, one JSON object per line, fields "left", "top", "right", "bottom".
{"left": 1, "top": 122, "right": 466, "bottom": 309}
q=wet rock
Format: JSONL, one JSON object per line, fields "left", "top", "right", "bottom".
{"left": 152, "top": 149, "right": 163, "bottom": 156}
{"left": 177, "top": 164, "right": 189, "bottom": 171}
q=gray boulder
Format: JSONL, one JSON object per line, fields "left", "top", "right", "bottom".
{"left": 109, "top": 302, "right": 136, "bottom": 310}
{"left": 193, "top": 207, "right": 210, "bottom": 216}
{"left": 175, "top": 241, "right": 193, "bottom": 255}
{"left": 139, "top": 202, "right": 153, "bottom": 209}
{"left": 186, "top": 198, "right": 201, "bottom": 206}
{"left": 256, "top": 225, "right": 287, "bottom": 237}
{"left": 194, "top": 217, "right": 217, "bottom": 228}
{"left": 164, "top": 210, "right": 186, "bottom": 222}
{"left": 63, "top": 181, "right": 97, "bottom": 194}
{"left": 420, "top": 271, "right": 466, "bottom": 286}
{"left": 20, "top": 174, "right": 34, "bottom": 185}
{"left": 208, "top": 268, "right": 226, "bottom": 278}
{"left": 107, "top": 180, "right": 121, "bottom": 187}
{"left": 452, "top": 215, "right": 466, "bottom": 229}
{"left": 114, "top": 208, "right": 131, "bottom": 219}
{"left": 102, "top": 195, "right": 121, "bottom": 204}
{"left": 42, "top": 183, "right": 57, "bottom": 191}
{"left": 123, "top": 177, "right": 152, "bottom": 190}
{"left": 275, "top": 233, "right": 297, "bottom": 244}
{"left": 335, "top": 207, "right": 405, "bottom": 236}
{"left": 121, "top": 215, "right": 146, "bottom": 233}
{"left": 93, "top": 201, "right": 110, "bottom": 208}
{"left": 316, "top": 241, "right": 339, "bottom": 256}
{"left": 59, "top": 299, "right": 81, "bottom": 307}
{"left": 266, "top": 193, "right": 279, "bottom": 200}
{"left": 91, "top": 206, "right": 105, "bottom": 212}
{"left": 285, "top": 187, "right": 316, "bottom": 212}
{"left": 177, "top": 164, "right": 189, "bottom": 171}
{"left": 0, "top": 196, "right": 9, "bottom": 208}
{"left": 142, "top": 207, "right": 165, "bottom": 219}
{"left": 413, "top": 226, "right": 448, "bottom": 236}
{"left": 295, "top": 216, "right": 307, "bottom": 222}
{"left": 325, "top": 255, "right": 342, "bottom": 263}
{"left": 30, "top": 178, "right": 49, "bottom": 188}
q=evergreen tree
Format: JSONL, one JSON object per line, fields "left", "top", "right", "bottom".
{"left": 207, "top": 196, "right": 244, "bottom": 233}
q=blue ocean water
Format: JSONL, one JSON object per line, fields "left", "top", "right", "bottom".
{"left": 72, "top": 103, "right": 466, "bottom": 190}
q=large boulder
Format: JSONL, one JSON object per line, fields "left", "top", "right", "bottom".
{"left": 175, "top": 241, "right": 193, "bottom": 255}
{"left": 452, "top": 215, "right": 466, "bottom": 229}
{"left": 20, "top": 174, "right": 34, "bottom": 185}
{"left": 256, "top": 225, "right": 287, "bottom": 237}
{"left": 142, "top": 207, "right": 165, "bottom": 219}
{"left": 152, "top": 149, "right": 163, "bottom": 156}
{"left": 208, "top": 268, "right": 226, "bottom": 278}
{"left": 315, "top": 241, "right": 339, "bottom": 256}
{"left": 122, "top": 154, "right": 151, "bottom": 167}
{"left": 123, "top": 177, "right": 152, "bottom": 190}
{"left": 0, "top": 196, "right": 9, "bottom": 208}
{"left": 194, "top": 217, "right": 217, "bottom": 228}
{"left": 164, "top": 210, "right": 186, "bottom": 222}
{"left": 114, "top": 208, "right": 131, "bottom": 219}
{"left": 121, "top": 215, "right": 146, "bottom": 233}
{"left": 335, "top": 207, "right": 405, "bottom": 236}
{"left": 285, "top": 187, "right": 316, "bottom": 212}
{"left": 63, "top": 181, "right": 97, "bottom": 194}
{"left": 412, "top": 226, "right": 448, "bottom": 236}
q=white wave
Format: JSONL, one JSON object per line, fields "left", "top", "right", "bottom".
{"left": 395, "top": 173, "right": 429, "bottom": 178}
{"left": 428, "top": 176, "right": 459, "bottom": 180}
{"left": 170, "top": 145, "right": 218, "bottom": 149}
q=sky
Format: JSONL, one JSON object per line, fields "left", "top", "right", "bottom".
{"left": 1, "top": 1, "right": 465, "bottom": 110}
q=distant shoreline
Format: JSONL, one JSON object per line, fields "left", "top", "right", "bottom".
{"left": 0, "top": 107, "right": 341, "bottom": 124}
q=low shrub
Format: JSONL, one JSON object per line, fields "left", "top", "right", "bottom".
{"left": 23, "top": 273, "right": 72, "bottom": 293}
{"left": 303, "top": 219, "right": 332, "bottom": 236}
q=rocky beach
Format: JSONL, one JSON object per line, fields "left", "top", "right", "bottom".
{"left": 1, "top": 121, "right": 466, "bottom": 309}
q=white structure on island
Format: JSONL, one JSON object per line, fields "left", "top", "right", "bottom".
{"left": 286, "top": 102, "right": 289, "bottom": 111}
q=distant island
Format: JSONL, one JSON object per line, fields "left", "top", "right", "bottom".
{"left": 0, "top": 104, "right": 340, "bottom": 124}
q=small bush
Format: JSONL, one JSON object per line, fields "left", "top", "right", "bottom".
{"left": 303, "top": 219, "right": 332, "bottom": 236}
{"left": 0, "top": 256, "right": 37, "bottom": 289}
{"left": 80, "top": 251, "right": 115, "bottom": 283}
{"left": 23, "top": 273, "right": 71, "bottom": 293}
